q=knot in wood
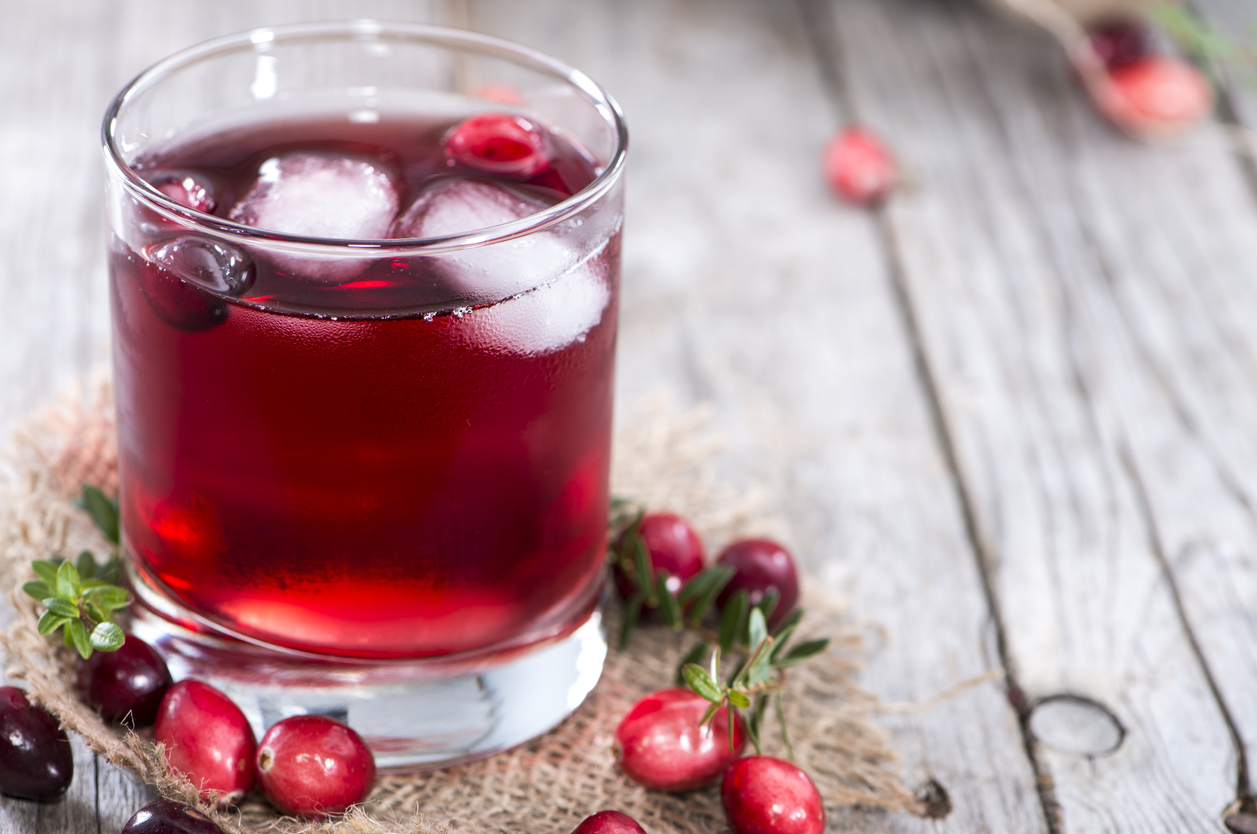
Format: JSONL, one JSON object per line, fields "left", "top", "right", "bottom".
{"left": 1027, "top": 693, "right": 1124, "bottom": 757}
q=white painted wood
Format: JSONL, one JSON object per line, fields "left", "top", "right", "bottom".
{"left": 820, "top": 0, "right": 1251, "bottom": 829}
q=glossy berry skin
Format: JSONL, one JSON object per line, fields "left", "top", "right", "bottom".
{"left": 721, "top": 757, "right": 825, "bottom": 834}
{"left": 571, "top": 810, "right": 648, "bottom": 834}
{"left": 76, "top": 635, "right": 173, "bottom": 727}
{"left": 1087, "top": 20, "right": 1151, "bottom": 71}
{"left": 823, "top": 127, "right": 897, "bottom": 206}
{"left": 256, "top": 715, "right": 375, "bottom": 818}
{"left": 613, "top": 688, "right": 745, "bottom": 792}
{"left": 1092, "top": 57, "right": 1212, "bottom": 135}
{"left": 443, "top": 112, "right": 550, "bottom": 179}
{"left": 0, "top": 686, "right": 73, "bottom": 801}
{"left": 120, "top": 799, "right": 225, "bottom": 834}
{"left": 614, "top": 512, "right": 705, "bottom": 603}
{"left": 154, "top": 680, "right": 255, "bottom": 805}
{"left": 715, "top": 538, "right": 800, "bottom": 629}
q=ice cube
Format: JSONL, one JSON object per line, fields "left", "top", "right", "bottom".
{"left": 462, "top": 253, "right": 611, "bottom": 354}
{"left": 228, "top": 153, "right": 399, "bottom": 282}
{"left": 391, "top": 178, "right": 577, "bottom": 300}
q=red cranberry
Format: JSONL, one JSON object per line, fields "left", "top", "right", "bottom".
{"left": 1087, "top": 20, "right": 1151, "bottom": 71}
{"left": 256, "top": 715, "right": 375, "bottom": 818}
{"left": 121, "top": 799, "right": 225, "bottom": 834}
{"left": 154, "top": 680, "right": 256, "bottom": 805}
{"left": 1091, "top": 57, "right": 1212, "bottom": 135}
{"left": 715, "top": 538, "right": 800, "bottom": 629}
{"left": 823, "top": 127, "right": 897, "bottom": 206}
{"left": 443, "top": 112, "right": 550, "bottom": 179}
{"left": 614, "top": 512, "right": 705, "bottom": 603}
{"left": 134, "top": 257, "right": 228, "bottom": 333}
{"left": 721, "top": 757, "right": 825, "bottom": 834}
{"left": 76, "top": 635, "right": 172, "bottom": 728}
{"left": 149, "top": 172, "right": 216, "bottom": 214}
{"left": 0, "top": 686, "right": 73, "bottom": 801}
{"left": 571, "top": 810, "right": 648, "bottom": 834}
{"left": 613, "top": 688, "right": 745, "bottom": 792}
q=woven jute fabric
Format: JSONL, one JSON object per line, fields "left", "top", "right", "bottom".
{"left": 0, "top": 382, "right": 922, "bottom": 833}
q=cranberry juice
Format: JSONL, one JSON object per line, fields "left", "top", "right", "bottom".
{"left": 110, "top": 108, "right": 619, "bottom": 658}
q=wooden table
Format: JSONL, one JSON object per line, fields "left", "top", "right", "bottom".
{"left": 5, "top": 0, "right": 1257, "bottom": 831}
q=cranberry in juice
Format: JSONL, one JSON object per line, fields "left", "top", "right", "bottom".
{"left": 110, "top": 110, "right": 619, "bottom": 658}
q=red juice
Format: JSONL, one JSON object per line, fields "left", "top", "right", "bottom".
{"left": 110, "top": 110, "right": 619, "bottom": 658}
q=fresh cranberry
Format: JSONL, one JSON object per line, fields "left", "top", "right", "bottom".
{"left": 76, "top": 635, "right": 173, "bottom": 728}
{"left": 0, "top": 686, "right": 73, "bottom": 801}
{"left": 1087, "top": 20, "right": 1152, "bottom": 71}
{"left": 715, "top": 538, "right": 800, "bottom": 629}
{"left": 823, "top": 127, "right": 897, "bottom": 206}
{"left": 1091, "top": 57, "right": 1212, "bottom": 135}
{"left": 571, "top": 810, "right": 648, "bottom": 834}
{"left": 154, "top": 680, "right": 256, "bottom": 805}
{"left": 134, "top": 257, "right": 228, "bottom": 333}
{"left": 613, "top": 688, "right": 744, "bottom": 792}
{"left": 121, "top": 799, "right": 225, "bottom": 834}
{"left": 443, "top": 112, "right": 550, "bottom": 179}
{"left": 721, "top": 757, "right": 825, "bottom": 834}
{"left": 614, "top": 512, "right": 705, "bottom": 603}
{"left": 149, "top": 172, "right": 217, "bottom": 214}
{"left": 256, "top": 715, "right": 375, "bottom": 818}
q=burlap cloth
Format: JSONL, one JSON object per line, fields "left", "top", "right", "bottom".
{"left": 0, "top": 381, "right": 924, "bottom": 833}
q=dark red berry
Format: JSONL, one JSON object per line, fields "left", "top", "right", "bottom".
{"left": 614, "top": 512, "right": 705, "bottom": 603}
{"left": 1087, "top": 20, "right": 1151, "bottom": 71}
{"left": 571, "top": 810, "right": 648, "bottom": 834}
{"left": 149, "top": 172, "right": 217, "bottom": 214}
{"left": 155, "top": 680, "right": 256, "bottom": 805}
{"left": 256, "top": 715, "right": 375, "bottom": 818}
{"left": 1090, "top": 57, "right": 1212, "bottom": 135}
{"left": 121, "top": 799, "right": 225, "bottom": 834}
{"left": 613, "top": 688, "right": 745, "bottom": 792}
{"left": 443, "top": 112, "right": 550, "bottom": 179}
{"left": 721, "top": 757, "right": 825, "bottom": 834}
{"left": 76, "top": 635, "right": 173, "bottom": 727}
{"left": 823, "top": 127, "right": 897, "bottom": 206}
{"left": 134, "top": 257, "right": 228, "bottom": 333}
{"left": 0, "top": 686, "right": 73, "bottom": 801}
{"left": 715, "top": 538, "right": 800, "bottom": 629}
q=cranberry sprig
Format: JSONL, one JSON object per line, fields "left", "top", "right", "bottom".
{"left": 22, "top": 485, "right": 130, "bottom": 659}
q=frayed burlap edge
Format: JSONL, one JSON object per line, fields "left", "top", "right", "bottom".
{"left": 0, "top": 383, "right": 924, "bottom": 833}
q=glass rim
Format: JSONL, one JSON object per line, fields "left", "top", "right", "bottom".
{"left": 101, "top": 19, "right": 629, "bottom": 257}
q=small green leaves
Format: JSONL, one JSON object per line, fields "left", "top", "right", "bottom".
{"left": 776, "top": 638, "right": 830, "bottom": 668}
{"left": 78, "top": 485, "right": 120, "bottom": 546}
{"left": 684, "top": 663, "right": 724, "bottom": 703}
{"left": 90, "top": 622, "right": 125, "bottom": 652}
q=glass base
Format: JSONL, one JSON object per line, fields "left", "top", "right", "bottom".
{"left": 127, "top": 576, "right": 607, "bottom": 770}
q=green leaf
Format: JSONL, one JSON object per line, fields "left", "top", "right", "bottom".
{"left": 755, "top": 589, "right": 779, "bottom": 627}
{"left": 719, "top": 590, "right": 748, "bottom": 653}
{"left": 55, "top": 561, "right": 81, "bottom": 601}
{"left": 75, "top": 550, "right": 96, "bottom": 581}
{"left": 675, "top": 642, "right": 709, "bottom": 686}
{"left": 745, "top": 638, "right": 776, "bottom": 686}
{"left": 619, "top": 594, "right": 643, "bottom": 650}
{"left": 682, "top": 663, "right": 724, "bottom": 703}
{"left": 745, "top": 695, "right": 765, "bottom": 756}
{"left": 699, "top": 700, "right": 721, "bottom": 728}
{"left": 686, "top": 565, "right": 735, "bottom": 624}
{"left": 776, "top": 693, "right": 794, "bottom": 760}
{"left": 85, "top": 602, "right": 108, "bottom": 625}
{"left": 22, "top": 581, "right": 52, "bottom": 601}
{"left": 747, "top": 607, "right": 768, "bottom": 650}
{"left": 36, "top": 610, "right": 70, "bottom": 636}
{"left": 79, "top": 485, "right": 120, "bottom": 545}
{"left": 776, "top": 638, "right": 830, "bottom": 667}
{"left": 43, "top": 597, "right": 79, "bottom": 619}
{"left": 82, "top": 585, "right": 131, "bottom": 612}
{"left": 725, "top": 656, "right": 747, "bottom": 687}
{"left": 31, "top": 560, "right": 59, "bottom": 585}
{"left": 90, "top": 622, "right": 125, "bottom": 652}
{"left": 97, "top": 558, "right": 121, "bottom": 586}
{"left": 769, "top": 621, "right": 799, "bottom": 662}
{"left": 67, "top": 620, "right": 92, "bottom": 659}
{"left": 771, "top": 606, "right": 804, "bottom": 637}
{"left": 727, "top": 689, "right": 751, "bottom": 709}
{"left": 655, "top": 572, "right": 682, "bottom": 630}
{"left": 631, "top": 537, "right": 654, "bottom": 599}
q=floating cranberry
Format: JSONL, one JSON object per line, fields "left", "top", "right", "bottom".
{"left": 1086, "top": 20, "right": 1152, "bottom": 71}
{"left": 0, "top": 686, "right": 73, "bottom": 801}
{"left": 256, "top": 715, "right": 375, "bottom": 818}
{"left": 76, "top": 635, "right": 173, "bottom": 728}
{"left": 613, "top": 688, "right": 744, "bottom": 792}
{"left": 134, "top": 257, "right": 228, "bottom": 333}
{"left": 614, "top": 512, "right": 705, "bottom": 603}
{"left": 121, "top": 799, "right": 225, "bottom": 834}
{"left": 823, "top": 127, "right": 897, "bottom": 206}
{"left": 149, "top": 172, "right": 217, "bottom": 214}
{"left": 571, "top": 810, "right": 648, "bottom": 834}
{"left": 715, "top": 538, "right": 800, "bottom": 629}
{"left": 443, "top": 112, "right": 550, "bottom": 179}
{"left": 1091, "top": 57, "right": 1212, "bottom": 135}
{"left": 155, "top": 680, "right": 255, "bottom": 805}
{"left": 721, "top": 757, "right": 825, "bottom": 834}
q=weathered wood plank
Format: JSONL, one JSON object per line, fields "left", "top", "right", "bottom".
{"left": 820, "top": 0, "right": 1256, "bottom": 828}
{"left": 467, "top": 1, "right": 1047, "bottom": 831}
